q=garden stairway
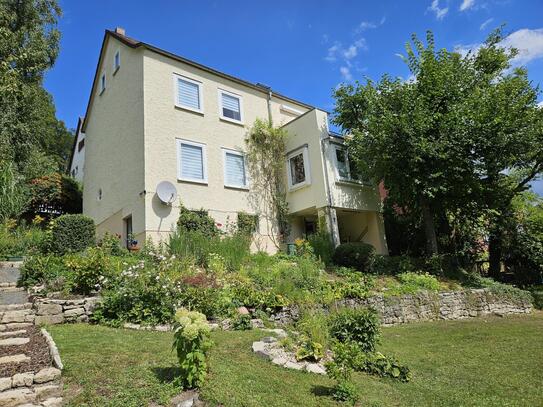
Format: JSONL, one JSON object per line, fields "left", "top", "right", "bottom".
{"left": 0, "top": 262, "right": 63, "bottom": 407}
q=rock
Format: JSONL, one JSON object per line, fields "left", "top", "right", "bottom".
{"left": 12, "top": 372, "right": 34, "bottom": 387}
{"left": 123, "top": 323, "right": 141, "bottom": 330}
{"left": 305, "top": 363, "right": 327, "bottom": 375}
{"left": 36, "top": 303, "right": 62, "bottom": 316}
{"left": 63, "top": 307, "right": 85, "bottom": 318}
{"left": 170, "top": 389, "right": 199, "bottom": 407}
{"left": 1, "top": 310, "right": 29, "bottom": 323}
{"left": 252, "top": 341, "right": 271, "bottom": 359}
{"left": 34, "top": 384, "right": 62, "bottom": 401}
{"left": 0, "top": 354, "right": 31, "bottom": 364}
{"left": 0, "top": 388, "right": 36, "bottom": 407}
{"left": 34, "top": 367, "right": 61, "bottom": 384}
{"left": 284, "top": 361, "right": 305, "bottom": 371}
{"left": 261, "top": 336, "right": 277, "bottom": 343}
{"left": 0, "top": 337, "right": 30, "bottom": 346}
{"left": 0, "top": 329, "right": 27, "bottom": 337}
{"left": 34, "top": 314, "right": 64, "bottom": 325}
{"left": 4, "top": 322, "right": 32, "bottom": 330}
{"left": 271, "top": 357, "right": 288, "bottom": 366}
{"left": 262, "top": 328, "right": 288, "bottom": 339}
{"left": 237, "top": 306, "right": 249, "bottom": 315}
{"left": 208, "top": 323, "right": 219, "bottom": 331}
{"left": 154, "top": 325, "right": 171, "bottom": 332}
{"left": 41, "top": 397, "right": 63, "bottom": 407}
{"left": 250, "top": 318, "right": 265, "bottom": 329}
{"left": 0, "top": 376, "right": 12, "bottom": 391}
{"left": 219, "top": 318, "right": 231, "bottom": 330}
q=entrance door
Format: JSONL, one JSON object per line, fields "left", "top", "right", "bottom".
{"left": 124, "top": 216, "right": 133, "bottom": 248}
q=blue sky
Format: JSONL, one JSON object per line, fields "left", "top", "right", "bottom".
{"left": 45, "top": 0, "right": 543, "bottom": 193}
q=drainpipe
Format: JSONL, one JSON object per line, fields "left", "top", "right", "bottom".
{"left": 257, "top": 83, "right": 273, "bottom": 125}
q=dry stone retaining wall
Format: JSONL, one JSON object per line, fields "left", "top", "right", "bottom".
{"left": 270, "top": 288, "right": 533, "bottom": 326}
{"left": 33, "top": 297, "right": 100, "bottom": 325}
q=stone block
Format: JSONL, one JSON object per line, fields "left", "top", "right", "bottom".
{"left": 1, "top": 310, "right": 29, "bottom": 323}
{"left": 284, "top": 361, "right": 305, "bottom": 371}
{"left": 36, "top": 303, "right": 62, "bottom": 316}
{"left": 41, "top": 397, "right": 63, "bottom": 407}
{"left": 306, "top": 363, "right": 326, "bottom": 375}
{"left": 35, "top": 314, "right": 64, "bottom": 325}
{"left": 34, "top": 384, "right": 62, "bottom": 401}
{"left": 0, "top": 376, "right": 12, "bottom": 391}
{"left": 12, "top": 372, "right": 34, "bottom": 387}
{"left": 0, "top": 337, "right": 30, "bottom": 346}
{"left": 0, "top": 354, "right": 30, "bottom": 364}
{"left": 63, "top": 307, "right": 84, "bottom": 318}
{"left": 0, "top": 388, "right": 36, "bottom": 407}
{"left": 33, "top": 367, "right": 61, "bottom": 384}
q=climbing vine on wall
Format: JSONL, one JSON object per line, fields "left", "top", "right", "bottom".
{"left": 245, "top": 119, "right": 289, "bottom": 248}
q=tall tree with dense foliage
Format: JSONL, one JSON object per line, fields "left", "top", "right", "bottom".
{"left": 0, "top": 0, "right": 72, "bottom": 173}
{"left": 334, "top": 29, "right": 543, "bottom": 266}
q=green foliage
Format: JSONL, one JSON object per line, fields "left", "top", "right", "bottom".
{"left": 49, "top": 214, "right": 95, "bottom": 255}
{"left": 293, "top": 238, "right": 314, "bottom": 258}
{"left": 0, "top": 222, "right": 47, "bottom": 258}
{"left": 0, "top": 162, "right": 29, "bottom": 222}
{"left": 530, "top": 286, "right": 543, "bottom": 310}
{"left": 28, "top": 173, "right": 82, "bottom": 217}
{"left": 245, "top": 119, "right": 289, "bottom": 247}
{"left": 236, "top": 212, "right": 258, "bottom": 236}
{"left": 325, "top": 342, "right": 359, "bottom": 405}
{"left": 97, "top": 232, "right": 127, "bottom": 256}
{"left": 295, "top": 337, "right": 324, "bottom": 362}
{"left": 19, "top": 253, "right": 67, "bottom": 288}
{"left": 384, "top": 272, "right": 441, "bottom": 296}
{"left": 329, "top": 307, "right": 380, "bottom": 354}
{"left": 295, "top": 308, "right": 330, "bottom": 357}
{"left": 231, "top": 313, "right": 252, "bottom": 331}
{"left": 172, "top": 308, "right": 212, "bottom": 389}
{"left": 62, "top": 247, "right": 115, "bottom": 295}
{"left": 308, "top": 230, "right": 335, "bottom": 266}
{"left": 333, "top": 242, "right": 375, "bottom": 272}
{"left": 177, "top": 205, "right": 219, "bottom": 239}
{"left": 331, "top": 268, "right": 375, "bottom": 300}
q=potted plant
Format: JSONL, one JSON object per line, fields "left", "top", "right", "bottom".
{"left": 127, "top": 234, "right": 139, "bottom": 252}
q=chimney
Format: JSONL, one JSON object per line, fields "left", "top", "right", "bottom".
{"left": 115, "top": 27, "right": 125, "bottom": 36}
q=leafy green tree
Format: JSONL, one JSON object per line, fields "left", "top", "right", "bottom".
{"left": 0, "top": 0, "right": 71, "bottom": 173}
{"left": 0, "top": 162, "right": 29, "bottom": 222}
{"left": 334, "top": 29, "right": 543, "bottom": 265}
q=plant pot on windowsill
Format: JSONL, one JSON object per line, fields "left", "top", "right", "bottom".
{"left": 127, "top": 239, "right": 140, "bottom": 252}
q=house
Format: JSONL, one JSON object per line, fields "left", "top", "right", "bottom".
{"left": 77, "top": 27, "right": 388, "bottom": 254}
{"left": 68, "top": 117, "right": 85, "bottom": 183}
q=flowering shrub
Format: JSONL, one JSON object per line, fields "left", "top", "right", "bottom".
{"left": 172, "top": 308, "right": 212, "bottom": 389}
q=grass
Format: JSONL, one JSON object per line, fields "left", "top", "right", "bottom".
{"left": 49, "top": 313, "right": 543, "bottom": 407}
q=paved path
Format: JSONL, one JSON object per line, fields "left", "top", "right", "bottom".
{"left": 0, "top": 262, "right": 63, "bottom": 407}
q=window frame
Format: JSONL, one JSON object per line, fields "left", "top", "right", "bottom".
{"left": 218, "top": 88, "right": 244, "bottom": 125}
{"left": 176, "top": 139, "right": 208, "bottom": 184}
{"left": 286, "top": 146, "right": 311, "bottom": 191}
{"left": 222, "top": 148, "right": 249, "bottom": 190}
{"left": 99, "top": 71, "right": 106, "bottom": 95}
{"left": 113, "top": 49, "right": 121, "bottom": 73}
{"left": 173, "top": 74, "right": 204, "bottom": 114}
{"left": 333, "top": 145, "right": 363, "bottom": 184}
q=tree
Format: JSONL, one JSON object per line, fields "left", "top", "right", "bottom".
{"left": 0, "top": 0, "right": 70, "bottom": 173}
{"left": 333, "top": 29, "right": 543, "bottom": 265}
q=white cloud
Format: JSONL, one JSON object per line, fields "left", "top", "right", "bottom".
{"left": 429, "top": 0, "right": 449, "bottom": 20}
{"left": 340, "top": 66, "right": 353, "bottom": 81}
{"left": 502, "top": 28, "right": 543, "bottom": 65}
{"left": 343, "top": 45, "right": 358, "bottom": 60}
{"left": 325, "top": 39, "right": 368, "bottom": 63}
{"left": 455, "top": 28, "right": 543, "bottom": 66}
{"left": 480, "top": 18, "right": 494, "bottom": 31}
{"left": 325, "top": 43, "right": 340, "bottom": 62}
{"left": 355, "top": 17, "right": 386, "bottom": 34}
{"left": 460, "top": 0, "right": 475, "bottom": 11}
{"left": 538, "top": 101, "right": 543, "bottom": 108}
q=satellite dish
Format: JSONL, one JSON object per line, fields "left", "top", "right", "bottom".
{"left": 156, "top": 181, "right": 177, "bottom": 205}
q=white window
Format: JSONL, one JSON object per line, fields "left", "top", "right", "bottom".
{"left": 334, "top": 146, "right": 363, "bottom": 182}
{"left": 219, "top": 90, "right": 243, "bottom": 123}
{"left": 177, "top": 139, "right": 207, "bottom": 183}
{"left": 99, "top": 72, "right": 106, "bottom": 94}
{"left": 223, "top": 149, "right": 248, "bottom": 189}
{"left": 174, "top": 75, "right": 203, "bottom": 113}
{"left": 287, "top": 146, "right": 311, "bottom": 190}
{"left": 113, "top": 50, "right": 120, "bottom": 72}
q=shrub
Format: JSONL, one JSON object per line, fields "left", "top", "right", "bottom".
{"left": 333, "top": 242, "right": 375, "bottom": 272}
{"left": 329, "top": 307, "right": 380, "bottom": 353}
{"left": 0, "top": 223, "right": 47, "bottom": 258}
{"left": 63, "top": 247, "right": 116, "bottom": 295}
{"left": 237, "top": 212, "right": 258, "bottom": 236}
{"left": 98, "top": 232, "right": 127, "bottom": 256}
{"left": 325, "top": 341, "right": 360, "bottom": 405}
{"left": 296, "top": 337, "right": 324, "bottom": 362}
{"left": 231, "top": 313, "right": 252, "bottom": 331}
{"left": 177, "top": 205, "right": 219, "bottom": 238}
{"left": 19, "top": 254, "right": 68, "bottom": 288}
{"left": 173, "top": 308, "right": 212, "bottom": 389}
{"left": 49, "top": 214, "right": 95, "bottom": 255}
{"left": 308, "top": 231, "right": 335, "bottom": 266}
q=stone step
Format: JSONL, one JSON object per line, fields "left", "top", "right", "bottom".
{"left": 0, "top": 309, "right": 34, "bottom": 324}
{"left": 0, "top": 282, "right": 16, "bottom": 288}
{"left": 0, "top": 287, "right": 24, "bottom": 292}
{"left": 0, "top": 337, "right": 30, "bottom": 346}
{"left": 0, "top": 265, "right": 21, "bottom": 285}
{"left": 0, "top": 290, "right": 29, "bottom": 306}
{"left": 0, "top": 354, "right": 30, "bottom": 364}
{"left": 0, "top": 322, "right": 33, "bottom": 332}
{"left": 0, "top": 329, "right": 26, "bottom": 338}
{"left": 0, "top": 303, "right": 32, "bottom": 312}
{"left": 0, "top": 387, "right": 35, "bottom": 406}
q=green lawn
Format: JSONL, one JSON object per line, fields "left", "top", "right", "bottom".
{"left": 48, "top": 313, "right": 543, "bottom": 407}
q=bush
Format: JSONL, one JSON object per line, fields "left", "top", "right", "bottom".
{"left": 19, "top": 254, "right": 68, "bottom": 288}
{"left": 0, "top": 223, "right": 47, "bottom": 258}
{"left": 173, "top": 308, "right": 212, "bottom": 389}
{"left": 237, "top": 212, "right": 258, "bottom": 236}
{"left": 325, "top": 342, "right": 360, "bottom": 405}
{"left": 63, "top": 247, "right": 117, "bottom": 295}
{"left": 177, "top": 205, "right": 219, "bottom": 238}
{"left": 308, "top": 231, "right": 335, "bottom": 266}
{"left": 333, "top": 242, "right": 375, "bottom": 272}
{"left": 329, "top": 307, "right": 380, "bottom": 354}
{"left": 49, "top": 214, "right": 95, "bottom": 255}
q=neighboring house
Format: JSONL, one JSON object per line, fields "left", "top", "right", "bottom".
{"left": 77, "top": 27, "right": 387, "bottom": 254}
{"left": 68, "top": 117, "right": 86, "bottom": 183}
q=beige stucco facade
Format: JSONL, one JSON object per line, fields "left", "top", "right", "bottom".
{"left": 81, "top": 29, "right": 387, "bottom": 254}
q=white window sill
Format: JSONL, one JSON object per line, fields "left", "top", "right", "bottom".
{"left": 288, "top": 182, "right": 310, "bottom": 192}
{"left": 220, "top": 116, "right": 244, "bottom": 126}
{"left": 336, "top": 178, "right": 372, "bottom": 187}
{"left": 224, "top": 184, "right": 250, "bottom": 191}
{"left": 175, "top": 104, "right": 204, "bottom": 115}
{"left": 177, "top": 178, "right": 208, "bottom": 185}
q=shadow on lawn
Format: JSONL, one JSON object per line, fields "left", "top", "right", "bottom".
{"left": 152, "top": 366, "right": 181, "bottom": 384}
{"left": 311, "top": 384, "right": 334, "bottom": 397}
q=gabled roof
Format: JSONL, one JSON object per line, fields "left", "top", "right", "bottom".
{"left": 67, "top": 116, "right": 84, "bottom": 173}
{"left": 81, "top": 29, "right": 316, "bottom": 132}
